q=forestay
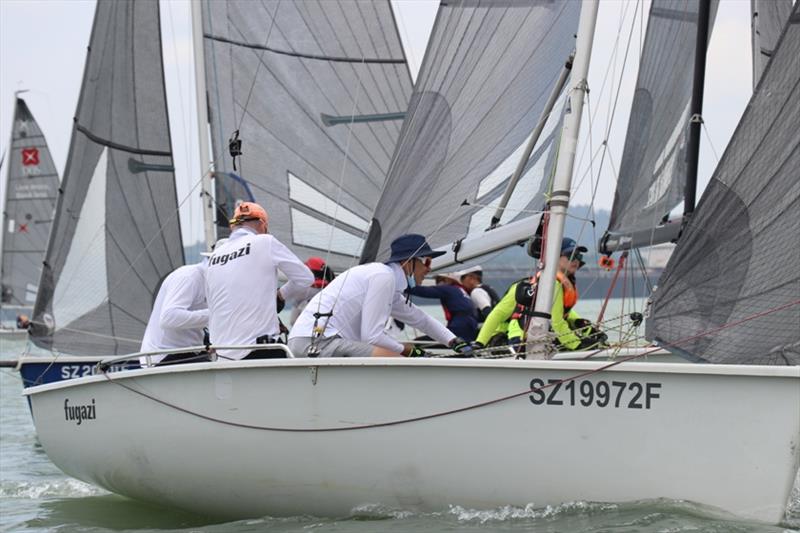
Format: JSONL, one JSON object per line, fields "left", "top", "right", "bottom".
{"left": 361, "top": 0, "right": 579, "bottom": 263}
{"left": 1, "top": 98, "right": 59, "bottom": 311}
{"left": 30, "top": 0, "right": 183, "bottom": 355}
{"left": 750, "top": 0, "right": 793, "bottom": 89}
{"left": 201, "top": 0, "right": 412, "bottom": 272}
{"left": 605, "top": 0, "right": 718, "bottom": 243}
{"left": 647, "top": 4, "right": 800, "bottom": 365}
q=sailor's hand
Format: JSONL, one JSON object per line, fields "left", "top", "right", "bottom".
{"left": 449, "top": 337, "right": 475, "bottom": 357}
{"left": 405, "top": 344, "right": 430, "bottom": 358}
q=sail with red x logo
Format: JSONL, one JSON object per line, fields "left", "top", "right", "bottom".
{"left": 0, "top": 97, "right": 59, "bottom": 324}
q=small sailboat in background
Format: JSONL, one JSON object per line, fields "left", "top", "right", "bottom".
{"left": 0, "top": 94, "right": 59, "bottom": 339}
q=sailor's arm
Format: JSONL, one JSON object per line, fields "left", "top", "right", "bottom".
{"left": 390, "top": 295, "right": 456, "bottom": 346}
{"left": 551, "top": 283, "right": 581, "bottom": 350}
{"left": 273, "top": 238, "right": 314, "bottom": 302}
{"left": 159, "top": 275, "right": 208, "bottom": 330}
{"left": 475, "top": 283, "right": 517, "bottom": 345}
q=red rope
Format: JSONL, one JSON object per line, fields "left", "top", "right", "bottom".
{"left": 596, "top": 252, "right": 627, "bottom": 324}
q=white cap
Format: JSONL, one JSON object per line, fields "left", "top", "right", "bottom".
{"left": 458, "top": 265, "right": 483, "bottom": 278}
{"left": 200, "top": 238, "right": 229, "bottom": 257}
{"left": 434, "top": 272, "right": 461, "bottom": 284}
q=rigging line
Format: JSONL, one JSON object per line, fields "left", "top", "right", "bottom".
{"left": 101, "top": 299, "right": 800, "bottom": 433}
{"left": 700, "top": 121, "right": 720, "bottom": 164}
{"left": 236, "top": 0, "right": 282, "bottom": 132}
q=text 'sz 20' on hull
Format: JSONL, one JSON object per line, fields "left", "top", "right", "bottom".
{"left": 24, "top": 358, "right": 800, "bottom": 523}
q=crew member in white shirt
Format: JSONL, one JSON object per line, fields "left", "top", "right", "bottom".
{"left": 206, "top": 201, "right": 313, "bottom": 360}
{"left": 288, "top": 234, "right": 476, "bottom": 358}
{"left": 140, "top": 256, "right": 213, "bottom": 367}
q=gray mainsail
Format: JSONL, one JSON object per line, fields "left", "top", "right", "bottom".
{"left": 30, "top": 0, "right": 183, "bottom": 355}
{"left": 1, "top": 98, "right": 59, "bottom": 314}
{"left": 604, "top": 0, "right": 718, "bottom": 246}
{"left": 646, "top": 5, "right": 800, "bottom": 365}
{"left": 751, "top": 0, "right": 793, "bottom": 89}
{"left": 201, "top": 0, "right": 412, "bottom": 271}
{"left": 360, "top": 0, "right": 579, "bottom": 264}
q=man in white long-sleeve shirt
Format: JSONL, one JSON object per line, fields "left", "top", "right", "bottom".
{"left": 206, "top": 201, "right": 313, "bottom": 360}
{"left": 288, "top": 234, "right": 474, "bottom": 358}
{"left": 140, "top": 260, "right": 210, "bottom": 366}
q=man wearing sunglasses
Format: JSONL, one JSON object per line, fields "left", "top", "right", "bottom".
{"left": 288, "top": 234, "right": 473, "bottom": 358}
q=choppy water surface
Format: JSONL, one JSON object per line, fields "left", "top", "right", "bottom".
{"left": 2, "top": 327, "right": 799, "bottom": 532}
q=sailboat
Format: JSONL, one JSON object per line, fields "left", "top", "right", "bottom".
{"left": 0, "top": 95, "right": 60, "bottom": 338}
{"left": 19, "top": 0, "right": 800, "bottom": 526}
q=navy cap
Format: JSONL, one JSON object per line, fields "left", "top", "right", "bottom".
{"left": 386, "top": 234, "right": 445, "bottom": 263}
{"left": 561, "top": 237, "right": 588, "bottom": 256}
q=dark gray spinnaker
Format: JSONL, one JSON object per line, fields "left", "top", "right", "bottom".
{"left": 30, "top": 0, "right": 183, "bottom": 355}
{"left": 360, "top": 0, "right": 579, "bottom": 264}
{"left": 1, "top": 98, "right": 59, "bottom": 316}
{"left": 601, "top": 0, "right": 718, "bottom": 252}
{"left": 750, "top": 0, "right": 793, "bottom": 89}
{"left": 201, "top": 0, "right": 412, "bottom": 272}
{"left": 646, "top": 4, "right": 800, "bottom": 365}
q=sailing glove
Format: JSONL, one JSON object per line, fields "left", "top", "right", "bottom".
{"left": 449, "top": 337, "right": 475, "bottom": 356}
{"left": 407, "top": 345, "right": 430, "bottom": 358}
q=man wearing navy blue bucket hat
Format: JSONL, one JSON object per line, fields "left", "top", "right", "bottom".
{"left": 288, "top": 234, "right": 475, "bottom": 358}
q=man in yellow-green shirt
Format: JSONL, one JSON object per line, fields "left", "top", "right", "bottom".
{"left": 475, "top": 238, "right": 606, "bottom": 352}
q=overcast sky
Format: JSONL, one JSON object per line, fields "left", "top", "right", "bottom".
{"left": 0, "top": 0, "right": 753, "bottom": 247}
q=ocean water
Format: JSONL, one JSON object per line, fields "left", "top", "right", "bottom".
{"left": 1, "top": 301, "right": 799, "bottom": 533}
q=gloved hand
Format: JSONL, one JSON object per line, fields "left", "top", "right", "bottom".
{"left": 577, "top": 330, "right": 609, "bottom": 350}
{"left": 406, "top": 345, "right": 430, "bottom": 358}
{"left": 447, "top": 337, "right": 476, "bottom": 358}
{"left": 276, "top": 293, "right": 286, "bottom": 313}
{"left": 507, "top": 336, "right": 522, "bottom": 354}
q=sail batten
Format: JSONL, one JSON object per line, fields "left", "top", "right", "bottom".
{"left": 604, "top": 0, "right": 719, "bottom": 248}
{"left": 361, "top": 1, "right": 579, "bottom": 264}
{"left": 30, "top": 0, "right": 184, "bottom": 355}
{"left": 647, "top": 4, "right": 800, "bottom": 365}
{"left": 202, "top": 0, "right": 412, "bottom": 271}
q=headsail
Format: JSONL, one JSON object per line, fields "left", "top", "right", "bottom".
{"left": 647, "top": 5, "right": 800, "bottom": 365}
{"left": 201, "top": 0, "right": 412, "bottom": 271}
{"left": 603, "top": 0, "right": 719, "bottom": 247}
{"left": 750, "top": 0, "right": 793, "bottom": 89}
{"left": 360, "top": 0, "right": 580, "bottom": 264}
{"left": 1, "top": 98, "right": 59, "bottom": 314}
{"left": 30, "top": 0, "right": 183, "bottom": 355}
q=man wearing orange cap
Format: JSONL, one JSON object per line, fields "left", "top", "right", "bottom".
{"left": 205, "top": 202, "right": 313, "bottom": 360}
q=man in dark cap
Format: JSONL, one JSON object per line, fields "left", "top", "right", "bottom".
{"left": 288, "top": 234, "right": 474, "bottom": 357}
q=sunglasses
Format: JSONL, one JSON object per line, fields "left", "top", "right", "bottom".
{"left": 412, "top": 257, "right": 432, "bottom": 268}
{"left": 563, "top": 252, "right": 584, "bottom": 263}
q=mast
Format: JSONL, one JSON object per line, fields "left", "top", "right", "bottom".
{"left": 683, "top": 0, "right": 711, "bottom": 218}
{"left": 191, "top": 0, "right": 217, "bottom": 250}
{"left": 525, "top": 0, "right": 599, "bottom": 359}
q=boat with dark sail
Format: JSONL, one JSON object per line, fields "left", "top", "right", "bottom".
{"left": 0, "top": 96, "right": 59, "bottom": 339}
{"left": 19, "top": 0, "right": 800, "bottom": 525}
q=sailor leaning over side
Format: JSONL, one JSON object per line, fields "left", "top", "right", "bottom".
{"left": 288, "top": 234, "right": 476, "bottom": 358}
{"left": 206, "top": 202, "right": 313, "bottom": 360}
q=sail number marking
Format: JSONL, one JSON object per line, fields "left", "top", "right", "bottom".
{"left": 529, "top": 378, "right": 661, "bottom": 409}
{"left": 60, "top": 364, "right": 128, "bottom": 379}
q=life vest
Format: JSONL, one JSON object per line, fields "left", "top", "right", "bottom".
{"left": 512, "top": 271, "right": 578, "bottom": 320}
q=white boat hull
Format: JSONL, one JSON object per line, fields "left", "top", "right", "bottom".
{"left": 25, "top": 357, "right": 800, "bottom": 523}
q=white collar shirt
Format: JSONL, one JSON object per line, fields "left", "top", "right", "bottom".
{"left": 140, "top": 262, "right": 208, "bottom": 364}
{"left": 289, "top": 262, "right": 455, "bottom": 353}
{"left": 206, "top": 227, "right": 313, "bottom": 360}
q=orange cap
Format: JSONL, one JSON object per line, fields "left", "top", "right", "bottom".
{"left": 230, "top": 202, "right": 268, "bottom": 227}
